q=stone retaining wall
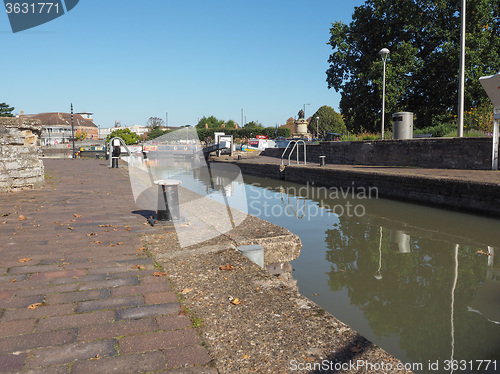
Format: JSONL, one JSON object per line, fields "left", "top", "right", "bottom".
{"left": 0, "top": 117, "right": 44, "bottom": 192}
{"left": 231, "top": 160, "right": 500, "bottom": 217}
{"left": 263, "top": 137, "right": 496, "bottom": 170}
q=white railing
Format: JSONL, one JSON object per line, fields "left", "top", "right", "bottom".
{"left": 281, "top": 140, "right": 307, "bottom": 166}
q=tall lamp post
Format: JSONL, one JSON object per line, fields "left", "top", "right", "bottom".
{"left": 316, "top": 117, "right": 319, "bottom": 139}
{"left": 457, "top": 0, "right": 466, "bottom": 137}
{"left": 379, "top": 48, "right": 390, "bottom": 140}
{"left": 71, "top": 103, "right": 75, "bottom": 158}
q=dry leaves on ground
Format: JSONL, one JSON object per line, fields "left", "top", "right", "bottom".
{"left": 27, "top": 303, "right": 42, "bottom": 309}
{"left": 181, "top": 288, "right": 193, "bottom": 294}
{"left": 131, "top": 265, "right": 145, "bottom": 270}
{"left": 73, "top": 214, "right": 82, "bottom": 218}
{"left": 18, "top": 258, "right": 32, "bottom": 263}
{"left": 153, "top": 271, "right": 167, "bottom": 277}
{"left": 220, "top": 264, "right": 234, "bottom": 271}
{"left": 476, "top": 250, "right": 494, "bottom": 256}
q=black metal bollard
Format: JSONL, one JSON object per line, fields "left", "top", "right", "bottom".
{"left": 154, "top": 180, "right": 181, "bottom": 223}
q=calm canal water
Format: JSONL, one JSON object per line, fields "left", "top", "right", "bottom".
{"left": 154, "top": 159, "right": 500, "bottom": 373}
{"left": 240, "top": 175, "right": 500, "bottom": 374}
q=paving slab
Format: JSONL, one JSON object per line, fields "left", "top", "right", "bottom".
{"left": 0, "top": 159, "right": 215, "bottom": 373}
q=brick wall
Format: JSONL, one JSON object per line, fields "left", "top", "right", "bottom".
{"left": 263, "top": 137, "right": 496, "bottom": 170}
{"left": 0, "top": 118, "right": 44, "bottom": 192}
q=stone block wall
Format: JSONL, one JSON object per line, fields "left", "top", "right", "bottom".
{"left": 263, "top": 137, "right": 496, "bottom": 170}
{"left": 0, "top": 117, "right": 44, "bottom": 192}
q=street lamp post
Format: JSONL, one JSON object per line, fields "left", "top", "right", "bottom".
{"left": 380, "top": 48, "right": 390, "bottom": 140}
{"left": 457, "top": 0, "right": 466, "bottom": 137}
{"left": 71, "top": 103, "right": 75, "bottom": 158}
{"left": 316, "top": 117, "right": 319, "bottom": 139}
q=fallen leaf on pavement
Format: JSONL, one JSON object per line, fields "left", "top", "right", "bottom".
{"left": 181, "top": 288, "right": 193, "bottom": 294}
{"left": 153, "top": 271, "right": 167, "bottom": 277}
{"left": 18, "top": 258, "right": 32, "bottom": 263}
{"left": 476, "top": 250, "right": 494, "bottom": 256}
{"left": 27, "top": 303, "right": 42, "bottom": 309}
{"left": 68, "top": 226, "right": 74, "bottom": 230}
{"left": 74, "top": 214, "right": 82, "bottom": 218}
{"left": 131, "top": 265, "right": 145, "bottom": 270}
{"left": 18, "top": 215, "right": 27, "bottom": 221}
{"left": 220, "top": 264, "right": 234, "bottom": 271}
{"left": 86, "top": 232, "right": 97, "bottom": 236}
{"left": 231, "top": 298, "right": 242, "bottom": 305}
{"left": 136, "top": 247, "right": 146, "bottom": 252}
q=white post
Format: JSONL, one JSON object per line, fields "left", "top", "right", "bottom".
{"left": 379, "top": 48, "right": 389, "bottom": 140}
{"left": 381, "top": 59, "right": 386, "bottom": 139}
{"left": 493, "top": 107, "right": 499, "bottom": 170}
{"left": 457, "top": 0, "right": 466, "bottom": 137}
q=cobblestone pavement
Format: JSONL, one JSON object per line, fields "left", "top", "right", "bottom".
{"left": 0, "top": 159, "right": 216, "bottom": 374}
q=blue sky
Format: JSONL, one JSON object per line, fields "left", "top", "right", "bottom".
{"left": 1, "top": 0, "right": 365, "bottom": 128}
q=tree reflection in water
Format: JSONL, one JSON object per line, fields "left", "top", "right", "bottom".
{"left": 324, "top": 218, "right": 500, "bottom": 368}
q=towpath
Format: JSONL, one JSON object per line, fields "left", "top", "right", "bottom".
{"left": 0, "top": 158, "right": 215, "bottom": 373}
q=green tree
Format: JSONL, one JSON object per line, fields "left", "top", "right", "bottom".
{"left": 326, "top": 0, "right": 500, "bottom": 132}
{"left": 147, "top": 126, "right": 168, "bottom": 140}
{"left": 244, "top": 120, "right": 263, "bottom": 128}
{"left": 0, "top": 102, "right": 15, "bottom": 117}
{"left": 196, "top": 116, "right": 224, "bottom": 129}
{"left": 308, "top": 105, "right": 346, "bottom": 136}
{"left": 106, "top": 128, "right": 141, "bottom": 145}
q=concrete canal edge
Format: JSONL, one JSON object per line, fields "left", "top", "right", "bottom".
{"left": 143, "top": 214, "right": 413, "bottom": 373}
{"left": 216, "top": 158, "right": 500, "bottom": 217}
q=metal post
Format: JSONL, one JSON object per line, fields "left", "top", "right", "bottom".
{"left": 316, "top": 117, "right": 319, "bottom": 138}
{"left": 457, "top": 0, "right": 466, "bottom": 137}
{"left": 380, "top": 48, "right": 389, "bottom": 140}
{"left": 71, "top": 103, "right": 75, "bottom": 158}
{"left": 493, "top": 107, "right": 499, "bottom": 170}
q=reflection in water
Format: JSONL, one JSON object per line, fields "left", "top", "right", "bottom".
{"left": 242, "top": 176, "right": 500, "bottom": 374}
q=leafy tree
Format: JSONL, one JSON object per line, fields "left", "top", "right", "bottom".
{"left": 326, "top": 0, "right": 500, "bottom": 132}
{"left": 308, "top": 105, "right": 346, "bottom": 136}
{"left": 146, "top": 117, "right": 165, "bottom": 128}
{"left": 147, "top": 126, "right": 168, "bottom": 140}
{"left": 196, "top": 116, "right": 224, "bottom": 129}
{"left": 106, "top": 128, "right": 141, "bottom": 145}
{"left": 0, "top": 102, "right": 15, "bottom": 117}
{"left": 244, "top": 121, "right": 263, "bottom": 128}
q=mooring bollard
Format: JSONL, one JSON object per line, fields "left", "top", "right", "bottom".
{"left": 111, "top": 138, "right": 121, "bottom": 168}
{"left": 319, "top": 155, "right": 326, "bottom": 166}
{"left": 154, "top": 179, "right": 182, "bottom": 223}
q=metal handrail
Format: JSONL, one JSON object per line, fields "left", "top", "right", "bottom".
{"left": 281, "top": 139, "right": 307, "bottom": 166}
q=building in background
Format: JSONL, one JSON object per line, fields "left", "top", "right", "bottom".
{"left": 20, "top": 112, "right": 98, "bottom": 146}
